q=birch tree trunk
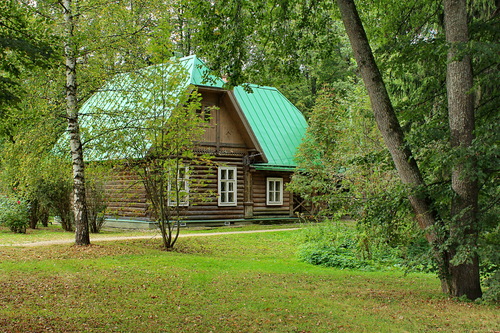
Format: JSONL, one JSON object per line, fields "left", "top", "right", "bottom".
{"left": 62, "top": 0, "right": 90, "bottom": 246}
{"left": 443, "top": 0, "right": 482, "bottom": 299}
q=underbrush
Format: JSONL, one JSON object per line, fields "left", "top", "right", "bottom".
{"left": 297, "top": 220, "right": 500, "bottom": 303}
{"left": 0, "top": 196, "right": 29, "bottom": 233}
{"left": 297, "top": 220, "right": 434, "bottom": 273}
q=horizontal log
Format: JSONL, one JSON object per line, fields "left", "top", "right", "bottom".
{"left": 253, "top": 211, "right": 290, "bottom": 216}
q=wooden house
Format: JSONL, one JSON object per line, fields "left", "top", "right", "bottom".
{"left": 80, "top": 55, "right": 308, "bottom": 228}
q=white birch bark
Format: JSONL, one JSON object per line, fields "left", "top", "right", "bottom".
{"left": 62, "top": 0, "right": 90, "bottom": 246}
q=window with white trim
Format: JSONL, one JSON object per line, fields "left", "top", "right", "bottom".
{"left": 218, "top": 167, "right": 237, "bottom": 206}
{"left": 266, "top": 177, "right": 283, "bottom": 205}
{"left": 168, "top": 166, "right": 189, "bottom": 207}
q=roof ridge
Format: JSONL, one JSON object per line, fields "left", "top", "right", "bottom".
{"left": 239, "top": 84, "right": 278, "bottom": 90}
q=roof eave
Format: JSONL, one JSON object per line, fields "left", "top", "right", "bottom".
{"left": 251, "top": 164, "right": 296, "bottom": 172}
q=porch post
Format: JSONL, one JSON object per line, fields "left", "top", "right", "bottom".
{"left": 243, "top": 163, "right": 254, "bottom": 218}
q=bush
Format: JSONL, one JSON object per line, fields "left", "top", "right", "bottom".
{"left": 41, "top": 178, "right": 74, "bottom": 231}
{"left": 297, "top": 220, "right": 431, "bottom": 272}
{"left": 0, "top": 196, "right": 29, "bottom": 233}
{"left": 87, "top": 180, "right": 107, "bottom": 233}
{"left": 299, "top": 242, "right": 372, "bottom": 270}
{"left": 480, "top": 269, "right": 500, "bottom": 304}
{"left": 479, "top": 222, "right": 500, "bottom": 303}
{"left": 297, "top": 221, "right": 378, "bottom": 270}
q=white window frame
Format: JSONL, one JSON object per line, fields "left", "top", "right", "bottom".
{"left": 266, "top": 177, "right": 283, "bottom": 206}
{"left": 168, "top": 166, "right": 189, "bottom": 207}
{"left": 218, "top": 166, "right": 237, "bottom": 206}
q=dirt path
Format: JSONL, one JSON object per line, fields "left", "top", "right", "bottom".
{"left": 0, "top": 228, "right": 299, "bottom": 247}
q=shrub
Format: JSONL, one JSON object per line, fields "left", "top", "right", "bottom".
{"left": 41, "top": 178, "right": 74, "bottom": 231}
{"left": 297, "top": 221, "right": 376, "bottom": 270}
{"left": 297, "top": 219, "right": 431, "bottom": 272}
{"left": 480, "top": 270, "right": 500, "bottom": 304}
{"left": 299, "top": 242, "right": 372, "bottom": 270}
{"left": 0, "top": 196, "right": 29, "bottom": 233}
{"left": 87, "top": 180, "right": 107, "bottom": 233}
{"left": 479, "top": 222, "right": 500, "bottom": 303}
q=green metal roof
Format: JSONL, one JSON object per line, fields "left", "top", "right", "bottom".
{"left": 78, "top": 55, "right": 307, "bottom": 169}
{"left": 79, "top": 56, "right": 224, "bottom": 160}
{"left": 233, "top": 85, "right": 307, "bottom": 170}
{"left": 182, "top": 54, "right": 225, "bottom": 88}
{"left": 186, "top": 55, "right": 307, "bottom": 170}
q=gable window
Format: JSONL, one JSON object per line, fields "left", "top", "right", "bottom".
{"left": 196, "top": 104, "right": 212, "bottom": 122}
{"left": 218, "top": 167, "right": 237, "bottom": 206}
{"left": 168, "top": 166, "right": 189, "bottom": 207}
{"left": 266, "top": 177, "right": 283, "bottom": 206}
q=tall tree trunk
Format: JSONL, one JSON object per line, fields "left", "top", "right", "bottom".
{"left": 62, "top": 0, "right": 90, "bottom": 246}
{"left": 443, "top": 0, "right": 482, "bottom": 299}
{"left": 337, "top": 0, "right": 483, "bottom": 300}
{"left": 29, "top": 199, "right": 39, "bottom": 229}
{"left": 336, "top": 0, "right": 438, "bottom": 240}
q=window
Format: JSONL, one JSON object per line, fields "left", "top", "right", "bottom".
{"left": 266, "top": 177, "right": 283, "bottom": 205}
{"left": 168, "top": 167, "right": 189, "bottom": 207}
{"left": 218, "top": 167, "right": 237, "bottom": 206}
{"left": 196, "top": 104, "right": 212, "bottom": 122}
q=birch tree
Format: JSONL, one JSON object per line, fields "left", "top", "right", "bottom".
{"left": 55, "top": 0, "right": 178, "bottom": 245}
{"left": 61, "top": 0, "right": 90, "bottom": 245}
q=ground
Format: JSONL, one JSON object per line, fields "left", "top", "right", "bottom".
{"left": 0, "top": 226, "right": 498, "bottom": 332}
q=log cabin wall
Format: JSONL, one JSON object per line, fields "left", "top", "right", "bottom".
{"left": 101, "top": 152, "right": 295, "bottom": 221}
{"left": 251, "top": 171, "right": 293, "bottom": 217}
{"left": 102, "top": 154, "right": 249, "bottom": 221}
{"left": 103, "top": 167, "right": 150, "bottom": 219}
{"left": 182, "top": 154, "right": 246, "bottom": 220}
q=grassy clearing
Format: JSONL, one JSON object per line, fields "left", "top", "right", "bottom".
{"left": 0, "top": 230, "right": 498, "bottom": 332}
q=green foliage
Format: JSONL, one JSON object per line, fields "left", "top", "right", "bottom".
{"left": 478, "top": 222, "right": 500, "bottom": 303}
{"left": 361, "top": 0, "right": 499, "bottom": 296}
{"left": 297, "top": 220, "right": 433, "bottom": 272}
{"left": 289, "top": 84, "right": 430, "bottom": 271}
{"left": 0, "top": 106, "right": 74, "bottom": 231}
{"left": 481, "top": 270, "right": 500, "bottom": 304}
{"left": 288, "top": 1, "right": 498, "bottom": 299}
{"left": 185, "top": 0, "right": 354, "bottom": 114}
{"left": 298, "top": 222, "right": 372, "bottom": 270}
{"left": 0, "top": 0, "right": 53, "bottom": 122}
{"left": 86, "top": 178, "right": 107, "bottom": 234}
{"left": 0, "top": 196, "right": 29, "bottom": 233}
{"left": 289, "top": 83, "right": 415, "bottom": 244}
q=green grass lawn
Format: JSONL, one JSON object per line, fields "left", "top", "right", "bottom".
{"left": 0, "top": 229, "right": 498, "bottom": 332}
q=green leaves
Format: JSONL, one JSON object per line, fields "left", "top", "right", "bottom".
{"left": 0, "top": 0, "right": 54, "bottom": 118}
{"left": 0, "top": 196, "right": 29, "bottom": 233}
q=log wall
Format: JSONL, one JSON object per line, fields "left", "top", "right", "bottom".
{"left": 102, "top": 157, "right": 295, "bottom": 221}
{"left": 104, "top": 168, "right": 150, "bottom": 219}
{"left": 252, "top": 171, "right": 292, "bottom": 217}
